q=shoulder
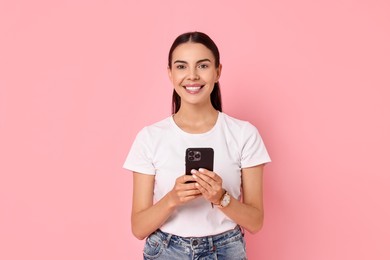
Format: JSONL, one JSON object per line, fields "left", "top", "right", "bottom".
{"left": 135, "top": 116, "right": 173, "bottom": 139}
{"left": 220, "top": 113, "right": 258, "bottom": 133}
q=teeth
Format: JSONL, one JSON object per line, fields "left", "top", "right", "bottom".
{"left": 186, "top": 86, "right": 201, "bottom": 91}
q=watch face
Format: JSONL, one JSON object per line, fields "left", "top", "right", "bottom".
{"left": 221, "top": 193, "right": 230, "bottom": 207}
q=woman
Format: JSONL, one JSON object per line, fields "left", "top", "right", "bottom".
{"left": 124, "top": 32, "right": 271, "bottom": 259}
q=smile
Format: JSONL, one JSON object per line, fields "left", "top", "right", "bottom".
{"left": 184, "top": 84, "right": 204, "bottom": 94}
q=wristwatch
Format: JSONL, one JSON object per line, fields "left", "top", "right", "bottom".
{"left": 217, "top": 190, "right": 231, "bottom": 208}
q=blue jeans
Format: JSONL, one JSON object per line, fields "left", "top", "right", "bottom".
{"left": 143, "top": 225, "right": 247, "bottom": 260}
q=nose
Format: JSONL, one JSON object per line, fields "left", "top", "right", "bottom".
{"left": 188, "top": 67, "right": 200, "bottom": 80}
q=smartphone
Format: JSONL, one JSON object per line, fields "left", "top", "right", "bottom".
{"left": 185, "top": 148, "right": 214, "bottom": 177}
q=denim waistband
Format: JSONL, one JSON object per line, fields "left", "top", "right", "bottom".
{"left": 153, "top": 225, "right": 244, "bottom": 251}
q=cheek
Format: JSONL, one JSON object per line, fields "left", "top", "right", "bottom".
{"left": 171, "top": 71, "right": 185, "bottom": 82}
{"left": 171, "top": 75, "right": 185, "bottom": 86}
{"left": 173, "top": 76, "right": 183, "bottom": 84}
{"left": 203, "top": 73, "right": 218, "bottom": 83}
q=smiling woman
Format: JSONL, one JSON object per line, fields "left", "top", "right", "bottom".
{"left": 168, "top": 32, "right": 222, "bottom": 115}
{"left": 169, "top": 43, "right": 220, "bottom": 112}
{"left": 172, "top": 58, "right": 212, "bottom": 94}
{"left": 123, "top": 31, "right": 271, "bottom": 259}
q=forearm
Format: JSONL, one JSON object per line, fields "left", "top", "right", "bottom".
{"left": 220, "top": 197, "right": 264, "bottom": 234}
{"left": 131, "top": 193, "right": 176, "bottom": 240}
{"left": 191, "top": 167, "right": 265, "bottom": 233}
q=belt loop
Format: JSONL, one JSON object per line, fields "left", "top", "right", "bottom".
{"left": 158, "top": 229, "right": 173, "bottom": 249}
{"left": 208, "top": 237, "right": 215, "bottom": 252}
{"left": 164, "top": 233, "right": 172, "bottom": 248}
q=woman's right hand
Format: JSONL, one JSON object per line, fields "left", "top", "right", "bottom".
{"left": 167, "top": 174, "right": 202, "bottom": 208}
{"left": 132, "top": 172, "right": 201, "bottom": 240}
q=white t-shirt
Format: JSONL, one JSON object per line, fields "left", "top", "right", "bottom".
{"left": 123, "top": 112, "right": 271, "bottom": 237}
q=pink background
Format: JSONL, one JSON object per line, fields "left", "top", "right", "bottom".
{"left": 1, "top": 0, "right": 389, "bottom": 259}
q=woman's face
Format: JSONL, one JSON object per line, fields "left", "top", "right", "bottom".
{"left": 168, "top": 42, "right": 221, "bottom": 109}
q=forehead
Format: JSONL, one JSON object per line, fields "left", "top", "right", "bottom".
{"left": 172, "top": 43, "right": 215, "bottom": 62}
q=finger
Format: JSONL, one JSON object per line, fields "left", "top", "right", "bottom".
{"left": 178, "top": 174, "right": 197, "bottom": 184}
{"left": 198, "top": 168, "right": 222, "bottom": 183}
{"left": 194, "top": 182, "right": 209, "bottom": 195}
{"left": 194, "top": 180, "right": 221, "bottom": 204}
{"left": 192, "top": 173, "right": 213, "bottom": 193}
{"left": 178, "top": 188, "right": 201, "bottom": 196}
{"left": 192, "top": 170, "right": 217, "bottom": 187}
{"left": 193, "top": 169, "right": 224, "bottom": 201}
{"left": 181, "top": 194, "right": 202, "bottom": 203}
{"left": 179, "top": 189, "right": 202, "bottom": 202}
{"left": 191, "top": 169, "right": 209, "bottom": 184}
{"left": 188, "top": 189, "right": 202, "bottom": 196}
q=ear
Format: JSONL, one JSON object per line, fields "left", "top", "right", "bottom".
{"left": 167, "top": 66, "right": 173, "bottom": 82}
{"left": 216, "top": 64, "right": 222, "bottom": 82}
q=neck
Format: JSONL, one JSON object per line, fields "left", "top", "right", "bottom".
{"left": 173, "top": 103, "right": 219, "bottom": 133}
{"left": 176, "top": 103, "right": 217, "bottom": 120}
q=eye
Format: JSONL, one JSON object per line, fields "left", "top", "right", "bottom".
{"left": 176, "top": 64, "right": 186, "bottom": 70}
{"left": 198, "top": 64, "right": 209, "bottom": 69}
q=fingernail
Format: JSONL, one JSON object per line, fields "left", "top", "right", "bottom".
{"left": 191, "top": 169, "right": 197, "bottom": 174}
{"left": 199, "top": 168, "right": 205, "bottom": 173}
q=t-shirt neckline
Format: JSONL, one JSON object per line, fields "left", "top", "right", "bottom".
{"left": 170, "top": 112, "right": 222, "bottom": 136}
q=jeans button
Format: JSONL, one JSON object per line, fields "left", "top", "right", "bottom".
{"left": 192, "top": 240, "right": 198, "bottom": 246}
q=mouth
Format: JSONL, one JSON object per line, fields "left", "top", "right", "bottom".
{"left": 184, "top": 84, "right": 204, "bottom": 94}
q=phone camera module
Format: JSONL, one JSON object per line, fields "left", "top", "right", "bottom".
{"left": 188, "top": 150, "right": 201, "bottom": 161}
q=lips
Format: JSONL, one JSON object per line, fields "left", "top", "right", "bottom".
{"left": 184, "top": 84, "right": 204, "bottom": 94}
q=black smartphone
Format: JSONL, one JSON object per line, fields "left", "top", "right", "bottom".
{"left": 185, "top": 148, "right": 214, "bottom": 177}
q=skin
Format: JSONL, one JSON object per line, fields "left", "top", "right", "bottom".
{"left": 131, "top": 42, "right": 265, "bottom": 240}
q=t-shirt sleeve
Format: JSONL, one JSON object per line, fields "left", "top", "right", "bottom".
{"left": 240, "top": 122, "right": 271, "bottom": 168}
{"left": 123, "top": 128, "right": 156, "bottom": 175}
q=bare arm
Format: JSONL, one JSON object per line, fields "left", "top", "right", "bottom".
{"left": 131, "top": 172, "right": 201, "bottom": 240}
{"left": 221, "top": 165, "right": 265, "bottom": 233}
{"left": 193, "top": 164, "right": 265, "bottom": 234}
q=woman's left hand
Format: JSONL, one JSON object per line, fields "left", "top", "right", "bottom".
{"left": 191, "top": 168, "right": 225, "bottom": 205}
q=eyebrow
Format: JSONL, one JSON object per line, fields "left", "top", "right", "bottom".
{"left": 173, "top": 59, "right": 212, "bottom": 64}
